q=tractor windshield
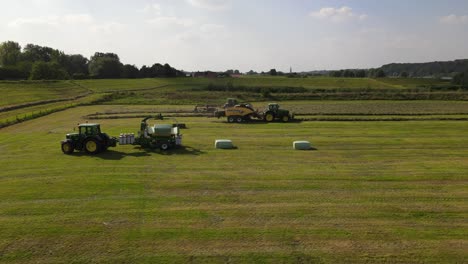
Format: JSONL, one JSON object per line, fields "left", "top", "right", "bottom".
{"left": 269, "top": 104, "right": 279, "bottom": 111}
{"left": 80, "top": 125, "right": 100, "bottom": 136}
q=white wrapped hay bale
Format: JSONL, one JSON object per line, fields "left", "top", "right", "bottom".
{"left": 293, "top": 141, "right": 311, "bottom": 150}
{"left": 215, "top": 139, "right": 234, "bottom": 149}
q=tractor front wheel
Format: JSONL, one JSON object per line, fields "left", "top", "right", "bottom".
{"left": 84, "top": 139, "right": 101, "bottom": 154}
{"left": 282, "top": 115, "right": 290, "bottom": 122}
{"left": 160, "top": 143, "right": 170, "bottom": 151}
{"left": 227, "top": 116, "right": 236, "bottom": 123}
{"left": 61, "top": 142, "right": 74, "bottom": 154}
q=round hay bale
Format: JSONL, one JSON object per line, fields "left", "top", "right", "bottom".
{"left": 293, "top": 141, "right": 311, "bottom": 150}
{"left": 215, "top": 139, "right": 234, "bottom": 149}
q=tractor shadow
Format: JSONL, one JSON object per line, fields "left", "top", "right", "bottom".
{"left": 157, "top": 146, "right": 205, "bottom": 156}
{"left": 69, "top": 150, "right": 151, "bottom": 160}
{"left": 66, "top": 146, "right": 205, "bottom": 159}
{"left": 218, "top": 120, "right": 303, "bottom": 125}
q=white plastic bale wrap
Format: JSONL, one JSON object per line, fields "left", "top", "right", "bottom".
{"left": 293, "top": 141, "right": 311, "bottom": 150}
{"left": 215, "top": 139, "right": 234, "bottom": 149}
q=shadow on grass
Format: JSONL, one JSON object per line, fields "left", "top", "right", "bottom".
{"left": 68, "top": 149, "right": 151, "bottom": 160}
{"left": 67, "top": 145, "right": 205, "bottom": 159}
{"left": 158, "top": 146, "right": 206, "bottom": 156}
{"left": 218, "top": 119, "right": 303, "bottom": 125}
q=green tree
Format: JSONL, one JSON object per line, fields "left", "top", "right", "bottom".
{"left": 269, "top": 69, "right": 277, "bottom": 76}
{"left": 122, "top": 64, "right": 139, "bottom": 78}
{"left": 355, "top": 70, "right": 366, "bottom": 78}
{"left": 22, "top": 44, "right": 64, "bottom": 63}
{"left": 29, "top": 61, "right": 69, "bottom": 80}
{"left": 375, "top": 69, "right": 386, "bottom": 78}
{"left": 343, "top": 69, "right": 355, "bottom": 78}
{"left": 88, "top": 52, "right": 122, "bottom": 78}
{"left": 452, "top": 71, "right": 468, "bottom": 88}
{"left": 139, "top": 65, "right": 151, "bottom": 78}
{"left": 0, "top": 41, "right": 22, "bottom": 66}
{"left": 64, "top": 54, "right": 88, "bottom": 77}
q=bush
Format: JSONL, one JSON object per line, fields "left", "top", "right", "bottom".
{"left": 30, "top": 61, "right": 69, "bottom": 80}
{"left": 0, "top": 66, "right": 28, "bottom": 80}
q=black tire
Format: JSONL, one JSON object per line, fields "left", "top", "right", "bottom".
{"left": 281, "top": 115, "right": 290, "bottom": 122}
{"left": 84, "top": 138, "right": 101, "bottom": 154}
{"left": 236, "top": 116, "right": 243, "bottom": 123}
{"left": 61, "top": 142, "right": 74, "bottom": 154}
{"left": 160, "top": 143, "right": 170, "bottom": 151}
{"left": 227, "top": 116, "right": 236, "bottom": 123}
{"left": 264, "top": 112, "right": 275, "bottom": 122}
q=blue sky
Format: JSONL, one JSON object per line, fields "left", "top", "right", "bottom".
{"left": 1, "top": 0, "right": 468, "bottom": 72}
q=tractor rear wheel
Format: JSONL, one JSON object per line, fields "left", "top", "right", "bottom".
{"left": 264, "top": 112, "right": 275, "bottom": 122}
{"left": 282, "top": 115, "right": 290, "bottom": 122}
{"left": 61, "top": 142, "right": 74, "bottom": 154}
{"left": 84, "top": 138, "right": 101, "bottom": 154}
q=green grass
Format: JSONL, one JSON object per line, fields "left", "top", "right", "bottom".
{"left": 0, "top": 93, "right": 111, "bottom": 128}
{"left": 0, "top": 80, "right": 89, "bottom": 107}
{"left": 0, "top": 105, "right": 467, "bottom": 263}
{"left": 0, "top": 77, "right": 463, "bottom": 108}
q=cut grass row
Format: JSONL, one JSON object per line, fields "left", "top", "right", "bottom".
{"left": 0, "top": 93, "right": 111, "bottom": 128}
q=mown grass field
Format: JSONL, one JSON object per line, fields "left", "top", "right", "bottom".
{"left": 0, "top": 77, "right": 456, "bottom": 108}
{"left": 2, "top": 77, "right": 464, "bottom": 128}
{"left": 0, "top": 103, "right": 467, "bottom": 263}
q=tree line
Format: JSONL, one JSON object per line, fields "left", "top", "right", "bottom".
{"left": 0, "top": 41, "right": 184, "bottom": 80}
{"left": 380, "top": 60, "right": 468, "bottom": 78}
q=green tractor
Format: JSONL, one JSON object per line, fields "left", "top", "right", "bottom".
{"left": 61, "top": 123, "right": 117, "bottom": 154}
{"left": 263, "top": 103, "right": 294, "bottom": 122}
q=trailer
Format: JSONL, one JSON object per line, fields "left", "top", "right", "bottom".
{"left": 120, "top": 116, "right": 182, "bottom": 150}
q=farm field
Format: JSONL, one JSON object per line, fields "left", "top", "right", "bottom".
{"left": 0, "top": 77, "right": 459, "bottom": 108}
{"left": 0, "top": 104, "right": 467, "bottom": 263}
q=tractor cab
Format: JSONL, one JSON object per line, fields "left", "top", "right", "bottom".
{"left": 79, "top": 124, "right": 101, "bottom": 136}
{"left": 223, "top": 98, "right": 239, "bottom": 108}
{"left": 267, "top": 103, "right": 280, "bottom": 112}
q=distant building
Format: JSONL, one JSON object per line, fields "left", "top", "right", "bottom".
{"left": 230, "top": 74, "right": 243, "bottom": 78}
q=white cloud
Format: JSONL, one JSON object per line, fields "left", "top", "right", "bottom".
{"left": 90, "top": 22, "right": 126, "bottom": 35}
{"left": 200, "top": 23, "right": 225, "bottom": 33}
{"left": 62, "top": 14, "right": 94, "bottom": 24}
{"left": 310, "top": 6, "right": 367, "bottom": 23}
{"left": 187, "top": 0, "right": 231, "bottom": 10}
{"left": 8, "top": 16, "right": 60, "bottom": 27}
{"left": 8, "top": 14, "right": 94, "bottom": 28}
{"left": 141, "top": 3, "right": 162, "bottom": 15}
{"left": 147, "top": 16, "right": 194, "bottom": 28}
{"left": 439, "top": 14, "right": 468, "bottom": 25}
